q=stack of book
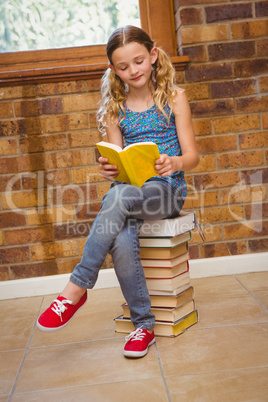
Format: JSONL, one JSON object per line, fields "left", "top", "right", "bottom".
{"left": 115, "top": 211, "right": 198, "bottom": 337}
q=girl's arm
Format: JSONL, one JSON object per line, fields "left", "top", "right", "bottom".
{"left": 155, "top": 89, "right": 199, "bottom": 176}
{"left": 99, "top": 117, "right": 123, "bottom": 179}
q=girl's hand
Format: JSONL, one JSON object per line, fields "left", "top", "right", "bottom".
{"left": 99, "top": 157, "right": 120, "bottom": 180}
{"left": 155, "top": 154, "right": 182, "bottom": 176}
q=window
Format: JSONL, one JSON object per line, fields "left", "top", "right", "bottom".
{"left": 0, "top": 0, "right": 140, "bottom": 52}
{"left": 0, "top": 0, "right": 189, "bottom": 86}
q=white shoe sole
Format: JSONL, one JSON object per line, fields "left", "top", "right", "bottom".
{"left": 123, "top": 337, "right": 156, "bottom": 358}
{"left": 36, "top": 299, "right": 87, "bottom": 332}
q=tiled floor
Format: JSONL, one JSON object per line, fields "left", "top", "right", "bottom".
{"left": 1, "top": 271, "right": 268, "bottom": 402}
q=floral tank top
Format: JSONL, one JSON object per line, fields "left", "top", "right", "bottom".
{"left": 118, "top": 103, "right": 187, "bottom": 200}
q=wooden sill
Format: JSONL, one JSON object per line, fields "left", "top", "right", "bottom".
{"left": 0, "top": 46, "right": 189, "bottom": 86}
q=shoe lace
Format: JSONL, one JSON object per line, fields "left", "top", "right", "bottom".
{"left": 51, "top": 299, "right": 73, "bottom": 321}
{"left": 125, "top": 327, "right": 145, "bottom": 343}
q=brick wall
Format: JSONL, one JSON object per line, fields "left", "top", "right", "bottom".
{"left": 174, "top": 0, "right": 268, "bottom": 259}
{"left": 0, "top": 80, "right": 115, "bottom": 280}
{"left": 0, "top": 3, "right": 267, "bottom": 281}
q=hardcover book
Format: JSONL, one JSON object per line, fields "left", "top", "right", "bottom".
{"left": 96, "top": 141, "right": 160, "bottom": 187}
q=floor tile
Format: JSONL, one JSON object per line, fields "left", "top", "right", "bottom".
{"left": 166, "top": 367, "right": 268, "bottom": 402}
{"left": 190, "top": 275, "right": 248, "bottom": 298}
{"left": 30, "top": 288, "right": 124, "bottom": 347}
{"left": 0, "top": 297, "right": 42, "bottom": 351}
{"left": 0, "top": 396, "right": 9, "bottom": 402}
{"left": 15, "top": 339, "right": 161, "bottom": 393}
{"left": 156, "top": 323, "right": 268, "bottom": 376}
{"left": 252, "top": 290, "right": 268, "bottom": 310}
{"left": 235, "top": 271, "right": 268, "bottom": 292}
{"left": 193, "top": 292, "right": 268, "bottom": 329}
{"left": 13, "top": 378, "right": 169, "bottom": 402}
{"left": 0, "top": 351, "right": 25, "bottom": 395}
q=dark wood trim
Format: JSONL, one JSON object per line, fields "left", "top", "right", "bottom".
{"left": 0, "top": 1, "right": 189, "bottom": 86}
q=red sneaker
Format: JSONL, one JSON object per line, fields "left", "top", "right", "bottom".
{"left": 37, "top": 292, "right": 87, "bottom": 332}
{"left": 123, "top": 327, "right": 156, "bottom": 358}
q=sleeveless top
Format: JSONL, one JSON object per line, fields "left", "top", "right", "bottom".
{"left": 117, "top": 103, "right": 187, "bottom": 200}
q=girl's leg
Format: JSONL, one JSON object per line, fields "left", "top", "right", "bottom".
{"left": 70, "top": 180, "right": 183, "bottom": 291}
{"left": 110, "top": 219, "right": 155, "bottom": 330}
{"left": 109, "top": 180, "right": 184, "bottom": 329}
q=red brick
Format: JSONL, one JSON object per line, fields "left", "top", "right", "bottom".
{"left": 259, "top": 77, "right": 268, "bottom": 92}
{"left": 190, "top": 99, "right": 234, "bottom": 118}
{"left": 245, "top": 202, "right": 268, "bottom": 220}
{"left": 0, "top": 211, "right": 26, "bottom": 229}
{"left": 255, "top": 1, "right": 268, "bottom": 17}
{"left": 180, "top": 7, "right": 204, "bottom": 25}
{"left": 194, "top": 171, "right": 240, "bottom": 190}
{"left": 21, "top": 170, "right": 69, "bottom": 189}
{"left": 58, "top": 257, "right": 81, "bottom": 274}
{"left": 53, "top": 221, "right": 93, "bottom": 240}
{"left": 182, "top": 45, "right": 207, "bottom": 62}
{"left": 217, "top": 150, "right": 264, "bottom": 169}
{"left": 192, "top": 119, "right": 212, "bottom": 136}
{"left": 232, "top": 20, "right": 268, "bottom": 39}
{"left": 0, "top": 118, "right": 41, "bottom": 137}
{"left": 188, "top": 244, "right": 199, "bottom": 260}
{"left": 0, "top": 85, "right": 36, "bottom": 99}
{"left": 5, "top": 226, "right": 54, "bottom": 245}
{"left": 0, "top": 154, "right": 45, "bottom": 174}
{"left": 86, "top": 79, "right": 101, "bottom": 92}
{"left": 37, "top": 81, "right": 86, "bottom": 96}
{"left": 223, "top": 221, "right": 268, "bottom": 239}
{"left": 68, "top": 130, "right": 100, "bottom": 148}
{"left": 239, "top": 132, "right": 268, "bottom": 149}
{"left": 241, "top": 168, "right": 268, "bottom": 184}
{"left": 0, "top": 267, "right": 9, "bottom": 281}
{"left": 75, "top": 202, "right": 101, "bottom": 220}
{"left": 14, "top": 98, "right": 62, "bottom": 117}
{"left": 0, "top": 174, "right": 21, "bottom": 192}
{"left": 236, "top": 95, "right": 268, "bottom": 113}
{"left": 248, "top": 238, "right": 268, "bottom": 253}
{"left": 208, "top": 41, "right": 255, "bottom": 61}
{"left": 234, "top": 59, "right": 268, "bottom": 78}
{"left": 10, "top": 261, "right": 58, "bottom": 280}
{"left": 0, "top": 246, "right": 30, "bottom": 264}
{"left": 257, "top": 39, "right": 268, "bottom": 57}
{"left": 179, "top": 0, "right": 225, "bottom": 4}
{"left": 200, "top": 241, "right": 246, "bottom": 258}
{"left": 211, "top": 79, "right": 256, "bottom": 98}
{"left": 196, "top": 134, "right": 237, "bottom": 154}
{"left": 40, "top": 113, "right": 88, "bottom": 134}
{"left": 0, "top": 102, "right": 13, "bottom": 118}
{"left": 186, "top": 63, "right": 232, "bottom": 82}
{"left": 206, "top": 4, "right": 252, "bottom": 23}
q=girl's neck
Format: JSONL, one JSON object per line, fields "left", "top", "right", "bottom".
{"left": 126, "top": 84, "right": 155, "bottom": 113}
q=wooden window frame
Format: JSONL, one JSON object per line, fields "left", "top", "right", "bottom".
{"left": 0, "top": 0, "right": 189, "bottom": 86}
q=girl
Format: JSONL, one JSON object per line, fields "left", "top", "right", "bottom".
{"left": 37, "top": 25, "right": 199, "bottom": 358}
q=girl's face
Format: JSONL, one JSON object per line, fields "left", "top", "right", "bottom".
{"left": 109, "top": 42, "right": 158, "bottom": 89}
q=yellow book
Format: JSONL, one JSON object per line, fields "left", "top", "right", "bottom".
{"left": 114, "top": 310, "right": 198, "bottom": 337}
{"left": 96, "top": 141, "right": 160, "bottom": 188}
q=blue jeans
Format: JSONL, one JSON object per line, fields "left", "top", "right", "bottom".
{"left": 70, "top": 179, "right": 184, "bottom": 329}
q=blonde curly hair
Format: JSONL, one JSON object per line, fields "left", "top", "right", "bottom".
{"left": 97, "top": 25, "right": 177, "bottom": 133}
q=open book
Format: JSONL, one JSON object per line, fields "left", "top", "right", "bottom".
{"left": 96, "top": 141, "right": 160, "bottom": 188}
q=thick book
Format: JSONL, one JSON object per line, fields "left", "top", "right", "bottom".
{"left": 140, "top": 241, "right": 188, "bottom": 260}
{"left": 141, "top": 251, "right": 189, "bottom": 268}
{"left": 143, "top": 260, "right": 189, "bottom": 279}
{"left": 139, "top": 211, "right": 195, "bottom": 237}
{"left": 149, "top": 286, "right": 194, "bottom": 308}
{"left": 96, "top": 141, "right": 160, "bottom": 188}
{"left": 114, "top": 310, "right": 198, "bottom": 337}
{"left": 146, "top": 271, "right": 190, "bottom": 291}
{"left": 122, "top": 298, "right": 195, "bottom": 323}
{"left": 148, "top": 282, "right": 191, "bottom": 296}
{"left": 139, "top": 231, "right": 191, "bottom": 248}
